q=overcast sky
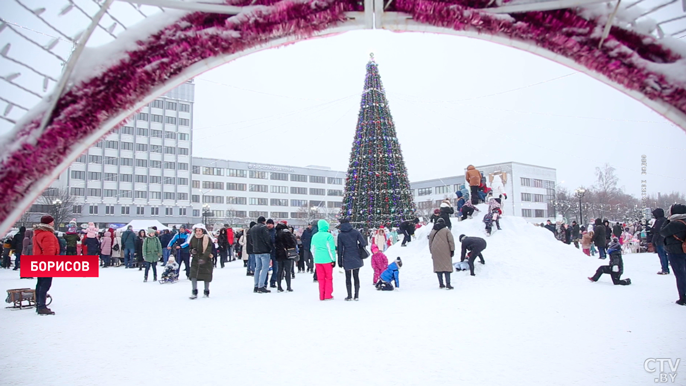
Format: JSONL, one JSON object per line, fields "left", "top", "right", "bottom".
{"left": 192, "top": 30, "right": 686, "bottom": 197}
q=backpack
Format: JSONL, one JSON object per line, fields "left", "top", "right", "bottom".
{"left": 674, "top": 220, "right": 686, "bottom": 253}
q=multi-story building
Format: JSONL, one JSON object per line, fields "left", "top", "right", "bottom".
{"left": 32, "top": 81, "right": 196, "bottom": 228}
{"left": 410, "top": 162, "right": 557, "bottom": 223}
{"left": 191, "top": 157, "right": 347, "bottom": 227}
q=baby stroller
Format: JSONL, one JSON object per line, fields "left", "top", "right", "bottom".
{"left": 159, "top": 267, "right": 179, "bottom": 284}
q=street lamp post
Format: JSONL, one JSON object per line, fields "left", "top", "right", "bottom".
{"left": 202, "top": 204, "right": 211, "bottom": 227}
{"left": 53, "top": 199, "right": 62, "bottom": 229}
{"left": 575, "top": 188, "right": 586, "bottom": 226}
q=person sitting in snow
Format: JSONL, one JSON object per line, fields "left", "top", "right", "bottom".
{"left": 460, "top": 200, "right": 480, "bottom": 221}
{"left": 459, "top": 234, "right": 487, "bottom": 276}
{"left": 376, "top": 257, "right": 402, "bottom": 291}
{"left": 588, "top": 237, "right": 631, "bottom": 285}
{"left": 371, "top": 244, "right": 388, "bottom": 285}
{"left": 455, "top": 191, "right": 466, "bottom": 219}
{"left": 161, "top": 255, "right": 179, "bottom": 281}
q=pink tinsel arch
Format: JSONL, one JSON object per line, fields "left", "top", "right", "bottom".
{"left": 0, "top": 0, "right": 684, "bottom": 232}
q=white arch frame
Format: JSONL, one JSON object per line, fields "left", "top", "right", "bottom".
{"left": 2, "top": 11, "right": 685, "bottom": 234}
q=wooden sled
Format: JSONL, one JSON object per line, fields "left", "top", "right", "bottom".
{"left": 5, "top": 288, "right": 52, "bottom": 310}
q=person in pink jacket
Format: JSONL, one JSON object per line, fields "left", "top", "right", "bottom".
{"left": 371, "top": 244, "right": 388, "bottom": 285}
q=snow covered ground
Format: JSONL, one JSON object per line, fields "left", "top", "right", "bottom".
{"left": 1, "top": 206, "right": 684, "bottom": 386}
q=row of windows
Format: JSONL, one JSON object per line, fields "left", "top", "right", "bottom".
{"left": 70, "top": 187, "right": 189, "bottom": 200}
{"left": 74, "top": 156, "right": 189, "bottom": 170}
{"left": 191, "top": 182, "right": 339, "bottom": 196}
{"left": 71, "top": 171, "right": 188, "bottom": 185}
{"left": 415, "top": 184, "right": 465, "bottom": 197}
{"left": 202, "top": 211, "right": 336, "bottom": 219}
{"left": 521, "top": 178, "right": 555, "bottom": 189}
{"left": 191, "top": 195, "right": 341, "bottom": 207}
{"left": 136, "top": 113, "right": 191, "bottom": 127}
{"left": 521, "top": 193, "right": 546, "bottom": 202}
{"left": 193, "top": 167, "right": 342, "bottom": 185}
{"left": 76, "top": 205, "right": 188, "bottom": 216}
{"left": 148, "top": 100, "right": 191, "bottom": 112}
{"left": 119, "top": 126, "right": 190, "bottom": 140}
{"left": 522, "top": 209, "right": 547, "bottom": 218}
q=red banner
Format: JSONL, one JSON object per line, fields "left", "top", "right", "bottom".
{"left": 20, "top": 255, "right": 99, "bottom": 277}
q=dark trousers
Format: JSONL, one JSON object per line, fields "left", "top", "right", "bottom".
{"left": 598, "top": 246, "right": 607, "bottom": 259}
{"left": 376, "top": 280, "right": 394, "bottom": 291}
{"left": 669, "top": 252, "right": 686, "bottom": 300}
{"left": 144, "top": 261, "right": 157, "bottom": 280}
{"left": 266, "top": 257, "right": 279, "bottom": 286}
{"left": 470, "top": 186, "right": 479, "bottom": 204}
{"left": 13, "top": 252, "right": 21, "bottom": 269}
{"left": 277, "top": 259, "right": 293, "bottom": 290}
{"left": 101, "top": 254, "right": 111, "bottom": 267}
{"left": 345, "top": 268, "right": 360, "bottom": 298}
{"left": 36, "top": 277, "right": 52, "bottom": 309}
{"left": 176, "top": 250, "right": 190, "bottom": 278}
{"left": 297, "top": 252, "right": 306, "bottom": 272}
{"left": 401, "top": 231, "right": 412, "bottom": 246}
{"left": 591, "top": 265, "right": 630, "bottom": 285}
{"left": 463, "top": 248, "right": 485, "bottom": 275}
{"left": 656, "top": 245, "right": 670, "bottom": 273}
{"left": 219, "top": 249, "right": 228, "bottom": 268}
{"left": 304, "top": 250, "right": 313, "bottom": 272}
{"left": 461, "top": 206, "right": 474, "bottom": 220}
{"left": 436, "top": 272, "right": 451, "bottom": 286}
{"left": 66, "top": 246, "right": 77, "bottom": 255}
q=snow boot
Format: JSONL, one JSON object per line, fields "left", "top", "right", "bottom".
{"left": 278, "top": 287, "right": 284, "bottom": 293}
{"left": 676, "top": 297, "right": 686, "bottom": 306}
{"left": 37, "top": 307, "right": 55, "bottom": 315}
{"left": 446, "top": 285, "right": 454, "bottom": 290}
{"left": 345, "top": 296, "right": 352, "bottom": 301}
{"left": 189, "top": 289, "right": 198, "bottom": 299}
{"left": 203, "top": 289, "right": 209, "bottom": 298}
{"left": 254, "top": 286, "right": 258, "bottom": 293}
{"left": 588, "top": 277, "right": 596, "bottom": 282}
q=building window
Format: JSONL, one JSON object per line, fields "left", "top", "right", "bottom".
{"left": 178, "top": 178, "right": 188, "bottom": 185}
{"left": 73, "top": 205, "right": 82, "bottom": 214}
{"left": 179, "top": 118, "right": 190, "bottom": 126}
{"left": 163, "top": 192, "right": 176, "bottom": 200}
{"left": 165, "top": 116, "right": 176, "bottom": 124}
{"left": 327, "top": 177, "right": 343, "bottom": 185}
{"left": 88, "top": 172, "right": 101, "bottom": 180}
{"left": 270, "top": 211, "right": 288, "bottom": 219}
{"left": 120, "top": 158, "right": 133, "bottom": 166}
{"left": 270, "top": 172, "right": 288, "bottom": 181}
{"left": 164, "top": 146, "right": 176, "bottom": 154}
{"left": 309, "top": 175, "right": 325, "bottom": 184}
{"left": 149, "top": 176, "right": 161, "bottom": 184}
{"left": 150, "top": 145, "right": 162, "bottom": 153}
{"left": 227, "top": 183, "right": 246, "bottom": 191}
{"left": 178, "top": 148, "right": 189, "bottom": 155}
{"left": 192, "top": 166, "right": 200, "bottom": 174}
{"left": 177, "top": 193, "right": 188, "bottom": 200}
{"left": 522, "top": 209, "right": 533, "bottom": 217}
{"left": 150, "top": 161, "right": 162, "bottom": 169}
{"left": 310, "top": 188, "right": 325, "bottom": 196}
{"left": 88, "top": 155, "right": 102, "bottom": 164}
{"left": 71, "top": 187, "right": 85, "bottom": 196}
{"left": 150, "top": 192, "right": 161, "bottom": 200}
{"left": 151, "top": 207, "right": 159, "bottom": 216}
{"left": 177, "top": 163, "right": 188, "bottom": 170}
{"left": 136, "top": 113, "right": 148, "bottom": 121}
{"left": 87, "top": 188, "right": 101, "bottom": 197}
{"left": 327, "top": 201, "right": 342, "bottom": 208}
{"left": 164, "top": 162, "right": 176, "bottom": 169}
{"left": 120, "top": 190, "right": 132, "bottom": 198}
{"left": 203, "top": 181, "right": 224, "bottom": 190}
{"left": 327, "top": 189, "right": 343, "bottom": 196}
{"left": 193, "top": 209, "right": 200, "bottom": 217}
{"left": 291, "top": 199, "right": 307, "bottom": 207}
{"left": 192, "top": 180, "right": 200, "bottom": 189}
{"left": 71, "top": 170, "right": 85, "bottom": 179}
{"left": 165, "top": 131, "right": 177, "bottom": 139}
{"left": 151, "top": 100, "right": 164, "bottom": 109}
{"left": 291, "top": 212, "right": 308, "bottom": 219}
{"left": 544, "top": 180, "right": 556, "bottom": 189}
{"left": 105, "top": 157, "right": 118, "bottom": 165}
{"left": 270, "top": 199, "right": 288, "bottom": 206}
{"left": 163, "top": 177, "right": 175, "bottom": 185}
{"left": 249, "top": 184, "right": 268, "bottom": 193}
{"left": 120, "top": 174, "right": 133, "bottom": 182}
{"left": 119, "top": 142, "right": 133, "bottom": 151}
{"left": 203, "top": 196, "right": 224, "bottom": 204}
{"left": 249, "top": 211, "right": 268, "bottom": 218}
{"left": 533, "top": 179, "right": 543, "bottom": 188}
{"left": 137, "top": 207, "right": 145, "bottom": 215}
{"left": 135, "top": 191, "right": 147, "bottom": 199}
{"left": 75, "top": 155, "right": 86, "bottom": 163}
{"left": 249, "top": 170, "right": 267, "bottom": 179}
{"left": 227, "top": 197, "right": 247, "bottom": 205}
{"left": 227, "top": 169, "right": 247, "bottom": 178}
{"left": 104, "top": 173, "right": 117, "bottom": 182}
{"left": 291, "top": 187, "right": 307, "bottom": 195}
{"left": 135, "top": 159, "right": 148, "bottom": 168}
{"left": 136, "top": 127, "right": 148, "bottom": 136}
{"left": 535, "top": 209, "right": 546, "bottom": 218}
{"left": 121, "top": 206, "right": 130, "bottom": 215}
{"left": 192, "top": 195, "right": 200, "bottom": 203}
{"left": 120, "top": 126, "right": 134, "bottom": 135}
{"left": 291, "top": 174, "right": 307, "bottom": 182}
{"left": 178, "top": 133, "right": 190, "bottom": 141}
{"left": 180, "top": 103, "right": 190, "bottom": 112}
{"left": 105, "top": 189, "right": 117, "bottom": 197}
{"left": 249, "top": 198, "right": 268, "bottom": 205}
{"left": 166, "top": 101, "right": 177, "bottom": 110}
{"left": 105, "top": 205, "right": 114, "bottom": 215}
{"left": 105, "top": 141, "right": 118, "bottom": 149}
{"left": 521, "top": 177, "right": 531, "bottom": 187}
{"left": 89, "top": 205, "right": 98, "bottom": 214}
{"left": 533, "top": 194, "right": 545, "bottom": 202}
{"left": 521, "top": 193, "right": 532, "bottom": 202}
{"left": 179, "top": 208, "right": 186, "bottom": 216}
{"left": 309, "top": 200, "right": 325, "bottom": 207}
{"left": 417, "top": 188, "right": 432, "bottom": 196}
{"left": 151, "top": 129, "right": 163, "bottom": 138}
{"left": 136, "top": 144, "right": 148, "bottom": 152}
{"left": 435, "top": 186, "right": 451, "bottom": 194}
{"left": 270, "top": 186, "right": 288, "bottom": 194}
{"left": 135, "top": 175, "right": 148, "bottom": 183}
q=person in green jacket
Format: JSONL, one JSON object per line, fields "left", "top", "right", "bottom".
{"left": 189, "top": 225, "right": 215, "bottom": 299}
{"left": 142, "top": 228, "right": 162, "bottom": 282}
{"left": 311, "top": 219, "right": 336, "bottom": 301}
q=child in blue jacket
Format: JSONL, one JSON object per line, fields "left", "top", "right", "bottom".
{"left": 376, "top": 257, "right": 402, "bottom": 291}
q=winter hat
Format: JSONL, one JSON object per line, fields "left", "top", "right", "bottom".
{"left": 668, "top": 204, "right": 686, "bottom": 216}
{"left": 266, "top": 219, "right": 274, "bottom": 225}
{"left": 395, "top": 257, "right": 403, "bottom": 268}
{"left": 249, "top": 221, "right": 257, "bottom": 228}
{"left": 279, "top": 220, "right": 288, "bottom": 225}
{"left": 371, "top": 244, "right": 379, "bottom": 253}
{"left": 147, "top": 228, "right": 156, "bottom": 236}
{"left": 40, "top": 215, "right": 54, "bottom": 224}
{"left": 433, "top": 209, "right": 440, "bottom": 214}
{"left": 168, "top": 256, "right": 176, "bottom": 263}
{"left": 257, "top": 216, "right": 266, "bottom": 223}
{"left": 459, "top": 234, "right": 466, "bottom": 242}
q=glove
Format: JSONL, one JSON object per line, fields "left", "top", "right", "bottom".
{"left": 331, "top": 262, "right": 336, "bottom": 268}
{"left": 450, "top": 251, "right": 454, "bottom": 257}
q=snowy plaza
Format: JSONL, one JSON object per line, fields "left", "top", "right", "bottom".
{"left": 2, "top": 211, "right": 684, "bottom": 385}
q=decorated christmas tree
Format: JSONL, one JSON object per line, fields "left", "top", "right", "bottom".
{"left": 340, "top": 54, "right": 417, "bottom": 228}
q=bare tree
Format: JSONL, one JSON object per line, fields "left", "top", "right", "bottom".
{"left": 37, "top": 188, "right": 77, "bottom": 230}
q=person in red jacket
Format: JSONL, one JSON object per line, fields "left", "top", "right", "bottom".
{"left": 33, "top": 215, "right": 60, "bottom": 315}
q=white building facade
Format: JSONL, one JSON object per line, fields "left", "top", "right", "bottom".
{"left": 410, "top": 162, "right": 557, "bottom": 223}
{"left": 191, "top": 158, "right": 347, "bottom": 227}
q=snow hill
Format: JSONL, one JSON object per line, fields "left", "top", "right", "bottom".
{"left": 0, "top": 206, "right": 684, "bottom": 386}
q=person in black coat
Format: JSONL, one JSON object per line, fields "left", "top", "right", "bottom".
{"left": 651, "top": 208, "right": 669, "bottom": 275}
{"left": 135, "top": 229, "right": 145, "bottom": 270}
{"left": 400, "top": 218, "right": 419, "bottom": 247}
{"left": 571, "top": 221, "right": 580, "bottom": 249}
{"left": 612, "top": 223, "right": 623, "bottom": 239}
{"left": 11, "top": 226, "right": 25, "bottom": 270}
{"left": 429, "top": 209, "right": 441, "bottom": 224}
{"left": 588, "top": 238, "right": 631, "bottom": 285}
{"left": 603, "top": 220, "right": 612, "bottom": 244}
{"left": 301, "top": 221, "right": 315, "bottom": 274}
{"left": 439, "top": 200, "right": 454, "bottom": 230}
{"left": 336, "top": 219, "right": 367, "bottom": 301}
{"left": 217, "top": 228, "right": 230, "bottom": 269}
{"left": 458, "top": 234, "right": 486, "bottom": 276}
{"left": 592, "top": 218, "right": 607, "bottom": 259}
{"left": 659, "top": 203, "right": 686, "bottom": 305}
{"left": 274, "top": 222, "right": 297, "bottom": 292}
